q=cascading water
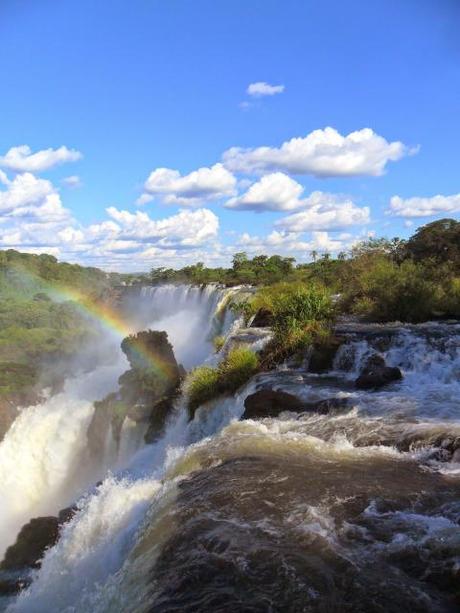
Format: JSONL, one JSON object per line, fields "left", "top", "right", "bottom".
{"left": 0, "top": 284, "right": 241, "bottom": 596}
{"left": 3, "top": 312, "right": 460, "bottom": 612}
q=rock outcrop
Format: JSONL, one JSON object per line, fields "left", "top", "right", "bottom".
{"left": 242, "top": 389, "right": 350, "bottom": 419}
{"left": 87, "top": 330, "right": 184, "bottom": 454}
{"left": 0, "top": 505, "right": 76, "bottom": 572}
{"left": 355, "top": 355, "right": 402, "bottom": 389}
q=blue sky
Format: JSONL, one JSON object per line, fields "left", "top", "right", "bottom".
{"left": 0, "top": 0, "right": 459, "bottom": 271}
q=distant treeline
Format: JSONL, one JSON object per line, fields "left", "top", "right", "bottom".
{"left": 148, "top": 218, "right": 460, "bottom": 322}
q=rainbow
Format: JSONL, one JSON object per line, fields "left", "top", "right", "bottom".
{"left": 12, "top": 266, "right": 174, "bottom": 380}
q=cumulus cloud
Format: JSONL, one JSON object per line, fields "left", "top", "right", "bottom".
{"left": 247, "top": 82, "right": 285, "bottom": 97}
{"left": 225, "top": 173, "right": 304, "bottom": 211}
{"left": 389, "top": 193, "right": 460, "bottom": 217}
{"left": 139, "top": 163, "right": 236, "bottom": 206}
{"left": 237, "top": 229, "right": 349, "bottom": 256}
{"left": 105, "top": 207, "right": 219, "bottom": 247}
{"left": 275, "top": 192, "right": 370, "bottom": 232}
{"left": 0, "top": 172, "right": 72, "bottom": 223}
{"left": 0, "top": 145, "right": 82, "bottom": 173}
{"left": 223, "top": 127, "right": 413, "bottom": 177}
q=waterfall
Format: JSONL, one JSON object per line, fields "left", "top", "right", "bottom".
{"left": 0, "top": 284, "right": 239, "bottom": 567}
{"left": 4, "top": 305, "right": 460, "bottom": 611}
{"left": 138, "top": 284, "right": 241, "bottom": 368}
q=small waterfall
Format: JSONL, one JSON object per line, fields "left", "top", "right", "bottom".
{"left": 138, "top": 284, "right": 242, "bottom": 368}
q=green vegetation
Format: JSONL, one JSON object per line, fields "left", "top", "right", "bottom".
{"left": 187, "top": 345, "right": 259, "bottom": 413}
{"left": 212, "top": 335, "right": 226, "bottom": 353}
{"left": 147, "top": 218, "right": 460, "bottom": 324}
{"left": 0, "top": 249, "right": 122, "bottom": 399}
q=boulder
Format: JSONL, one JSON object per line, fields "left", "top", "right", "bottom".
{"left": 355, "top": 355, "right": 402, "bottom": 389}
{"left": 308, "top": 337, "right": 344, "bottom": 373}
{"left": 242, "top": 389, "right": 351, "bottom": 419}
{"left": 243, "top": 389, "right": 304, "bottom": 419}
{"left": 0, "top": 505, "right": 76, "bottom": 572}
{"left": 0, "top": 517, "right": 59, "bottom": 570}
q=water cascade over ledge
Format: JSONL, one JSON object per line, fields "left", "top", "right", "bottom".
{"left": 1, "top": 290, "right": 459, "bottom": 612}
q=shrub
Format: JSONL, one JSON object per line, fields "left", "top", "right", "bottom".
{"left": 187, "top": 366, "right": 220, "bottom": 412}
{"left": 218, "top": 345, "right": 259, "bottom": 390}
{"left": 344, "top": 258, "right": 437, "bottom": 322}
{"left": 187, "top": 345, "right": 259, "bottom": 413}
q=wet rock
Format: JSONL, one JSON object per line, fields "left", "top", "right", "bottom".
{"left": 243, "top": 389, "right": 305, "bottom": 419}
{"left": 313, "top": 397, "right": 350, "bottom": 415}
{"left": 0, "top": 505, "right": 76, "bottom": 572}
{"left": 355, "top": 355, "right": 402, "bottom": 389}
{"left": 308, "top": 337, "right": 344, "bottom": 373}
{"left": 243, "top": 390, "right": 351, "bottom": 419}
{"left": 144, "top": 397, "right": 176, "bottom": 444}
{"left": 250, "top": 308, "right": 273, "bottom": 328}
{"left": 0, "top": 577, "right": 30, "bottom": 595}
{"left": 0, "top": 517, "right": 59, "bottom": 570}
{"left": 88, "top": 330, "right": 184, "bottom": 457}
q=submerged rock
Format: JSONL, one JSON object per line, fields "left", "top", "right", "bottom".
{"left": 243, "top": 389, "right": 350, "bottom": 419}
{"left": 355, "top": 354, "right": 402, "bottom": 389}
{"left": 243, "top": 389, "right": 305, "bottom": 418}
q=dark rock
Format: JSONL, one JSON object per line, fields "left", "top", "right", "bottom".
{"left": 0, "top": 504, "right": 76, "bottom": 573}
{"left": 355, "top": 355, "right": 402, "bottom": 389}
{"left": 0, "top": 517, "right": 59, "bottom": 570}
{"left": 0, "top": 577, "right": 30, "bottom": 595}
{"left": 250, "top": 308, "right": 273, "bottom": 328}
{"left": 144, "top": 397, "right": 176, "bottom": 444}
{"left": 88, "top": 330, "right": 184, "bottom": 457}
{"left": 243, "top": 389, "right": 351, "bottom": 419}
{"left": 308, "top": 337, "right": 344, "bottom": 373}
{"left": 313, "top": 397, "right": 350, "bottom": 415}
{"left": 243, "top": 389, "right": 305, "bottom": 419}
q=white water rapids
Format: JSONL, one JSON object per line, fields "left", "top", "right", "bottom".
{"left": 0, "top": 291, "right": 459, "bottom": 612}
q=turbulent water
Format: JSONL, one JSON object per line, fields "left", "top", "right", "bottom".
{"left": 1, "top": 289, "right": 460, "bottom": 612}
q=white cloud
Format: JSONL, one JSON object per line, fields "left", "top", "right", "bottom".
{"left": 389, "top": 193, "right": 460, "bottom": 217}
{"left": 139, "top": 163, "right": 236, "bottom": 206}
{"left": 236, "top": 229, "right": 349, "bottom": 256}
{"left": 105, "top": 207, "right": 219, "bottom": 247}
{"left": 62, "top": 175, "right": 82, "bottom": 189}
{"left": 223, "top": 127, "right": 413, "bottom": 177}
{"left": 0, "top": 145, "right": 82, "bottom": 173}
{"left": 225, "top": 172, "right": 304, "bottom": 211}
{"left": 276, "top": 193, "right": 370, "bottom": 231}
{"left": 0, "top": 172, "right": 72, "bottom": 223}
{"left": 247, "top": 82, "right": 285, "bottom": 97}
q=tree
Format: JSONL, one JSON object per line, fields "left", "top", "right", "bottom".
{"left": 232, "top": 252, "right": 248, "bottom": 271}
{"left": 404, "top": 219, "right": 460, "bottom": 267}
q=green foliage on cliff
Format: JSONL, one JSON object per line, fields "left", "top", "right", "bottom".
{"left": 187, "top": 345, "right": 259, "bottom": 413}
{"left": 0, "top": 249, "right": 122, "bottom": 399}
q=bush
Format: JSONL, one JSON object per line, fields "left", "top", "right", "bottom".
{"left": 218, "top": 345, "right": 259, "bottom": 390}
{"left": 187, "top": 366, "right": 220, "bottom": 412}
{"left": 343, "top": 258, "right": 437, "bottom": 322}
{"left": 244, "top": 283, "right": 334, "bottom": 361}
{"left": 187, "top": 345, "right": 259, "bottom": 413}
